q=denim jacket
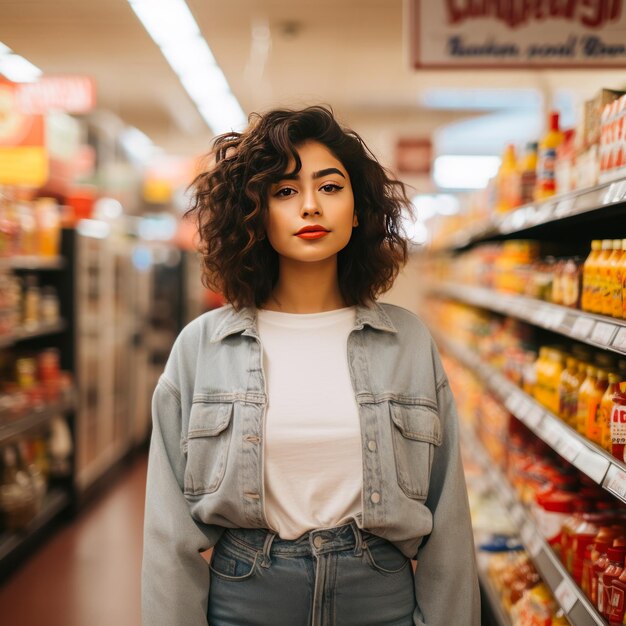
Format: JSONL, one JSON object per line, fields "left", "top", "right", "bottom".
{"left": 141, "top": 300, "right": 480, "bottom": 626}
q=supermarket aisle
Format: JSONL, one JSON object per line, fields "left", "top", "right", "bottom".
{"left": 0, "top": 452, "right": 148, "bottom": 626}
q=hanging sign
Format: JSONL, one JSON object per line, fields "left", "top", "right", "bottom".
{"left": 408, "top": 0, "right": 626, "bottom": 68}
{"left": 17, "top": 76, "right": 96, "bottom": 115}
{"left": 0, "top": 79, "right": 48, "bottom": 187}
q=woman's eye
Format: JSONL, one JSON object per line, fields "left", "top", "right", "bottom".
{"left": 275, "top": 187, "right": 296, "bottom": 197}
{"left": 320, "top": 183, "right": 343, "bottom": 193}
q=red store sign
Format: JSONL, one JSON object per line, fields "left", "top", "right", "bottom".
{"left": 17, "top": 76, "right": 96, "bottom": 115}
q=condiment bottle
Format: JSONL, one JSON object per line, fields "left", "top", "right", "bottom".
{"left": 599, "top": 546, "right": 626, "bottom": 617}
{"left": 562, "top": 256, "right": 582, "bottom": 309}
{"left": 534, "top": 347, "right": 549, "bottom": 407}
{"left": 520, "top": 141, "right": 538, "bottom": 205}
{"left": 608, "top": 555, "right": 626, "bottom": 625}
{"left": 535, "top": 491, "right": 576, "bottom": 557}
{"left": 592, "top": 538, "right": 619, "bottom": 605}
{"left": 601, "top": 373, "right": 623, "bottom": 451}
{"left": 604, "top": 239, "right": 624, "bottom": 317}
{"left": 571, "top": 514, "right": 602, "bottom": 585}
{"left": 536, "top": 111, "right": 564, "bottom": 200}
{"left": 577, "top": 365, "right": 598, "bottom": 435}
{"left": 593, "top": 240, "right": 613, "bottom": 314}
{"left": 610, "top": 383, "right": 626, "bottom": 462}
{"left": 558, "top": 357, "right": 580, "bottom": 426}
{"left": 545, "top": 348, "right": 565, "bottom": 414}
{"left": 582, "top": 240, "right": 602, "bottom": 312}
{"left": 617, "top": 238, "right": 626, "bottom": 320}
{"left": 587, "top": 369, "right": 609, "bottom": 444}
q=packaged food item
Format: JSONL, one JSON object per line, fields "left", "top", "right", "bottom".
{"left": 22, "top": 275, "right": 40, "bottom": 327}
{"left": 600, "top": 373, "right": 623, "bottom": 451}
{"left": 592, "top": 240, "right": 614, "bottom": 314}
{"left": 598, "top": 546, "right": 626, "bottom": 617}
{"left": 610, "top": 383, "right": 626, "bottom": 461}
{"left": 561, "top": 256, "right": 582, "bottom": 309}
{"left": 608, "top": 555, "right": 626, "bottom": 625}
{"left": 35, "top": 197, "right": 61, "bottom": 257}
{"left": 586, "top": 369, "right": 609, "bottom": 444}
{"left": 558, "top": 357, "right": 581, "bottom": 426}
{"left": 534, "top": 491, "right": 576, "bottom": 555}
{"left": 496, "top": 144, "right": 521, "bottom": 213}
{"left": 618, "top": 238, "right": 626, "bottom": 320}
{"left": 604, "top": 239, "right": 624, "bottom": 317}
{"left": 576, "top": 365, "right": 598, "bottom": 435}
{"left": 582, "top": 240, "right": 602, "bottom": 312}
{"left": 536, "top": 112, "right": 564, "bottom": 200}
{"left": 520, "top": 142, "right": 538, "bottom": 205}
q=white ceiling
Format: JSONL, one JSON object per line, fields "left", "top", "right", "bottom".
{"left": 1, "top": 0, "right": 626, "bottom": 181}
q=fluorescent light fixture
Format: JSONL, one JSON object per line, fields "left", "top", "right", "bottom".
{"left": 412, "top": 194, "right": 460, "bottom": 220}
{"left": 128, "top": 0, "right": 246, "bottom": 135}
{"left": 0, "top": 42, "right": 42, "bottom": 82}
{"left": 128, "top": 0, "right": 199, "bottom": 46}
{"left": 433, "top": 155, "right": 500, "bottom": 190}
{"left": 161, "top": 36, "right": 217, "bottom": 78}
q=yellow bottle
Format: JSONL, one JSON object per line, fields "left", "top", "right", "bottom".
{"left": 586, "top": 369, "right": 609, "bottom": 444}
{"left": 604, "top": 239, "right": 623, "bottom": 317}
{"left": 545, "top": 348, "right": 565, "bottom": 415}
{"left": 496, "top": 144, "right": 520, "bottom": 213}
{"left": 536, "top": 112, "right": 564, "bottom": 200}
{"left": 534, "top": 347, "right": 549, "bottom": 407}
{"left": 600, "top": 373, "right": 622, "bottom": 451}
{"left": 582, "top": 240, "right": 602, "bottom": 312}
{"left": 558, "top": 357, "right": 580, "bottom": 425}
{"left": 577, "top": 365, "right": 597, "bottom": 435}
{"left": 592, "top": 240, "right": 613, "bottom": 314}
{"left": 617, "top": 238, "right": 626, "bottom": 320}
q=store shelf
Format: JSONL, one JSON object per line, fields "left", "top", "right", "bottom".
{"left": 0, "top": 489, "right": 70, "bottom": 568}
{"left": 0, "top": 320, "right": 67, "bottom": 348}
{"left": 0, "top": 396, "right": 73, "bottom": 446}
{"left": 464, "top": 425, "right": 604, "bottom": 626}
{"left": 0, "top": 256, "right": 65, "bottom": 271}
{"left": 429, "top": 283, "right": 626, "bottom": 355}
{"left": 478, "top": 567, "right": 512, "bottom": 626}
{"left": 441, "top": 176, "right": 626, "bottom": 250}
{"left": 440, "top": 336, "right": 626, "bottom": 505}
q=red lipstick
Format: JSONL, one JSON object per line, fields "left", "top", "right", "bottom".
{"left": 295, "top": 224, "right": 330, "bottom": 239}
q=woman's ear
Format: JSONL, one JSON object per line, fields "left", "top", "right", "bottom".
{"left": 353, "top": 213, "right": 359, "bottom": 227}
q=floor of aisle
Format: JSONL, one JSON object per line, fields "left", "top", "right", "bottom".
{"left": 0, "top": 452, "right": 149, "bottom": 626}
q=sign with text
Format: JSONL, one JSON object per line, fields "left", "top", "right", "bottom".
{"left": 17, "top": 76, "right": 96, "bottom": 115}
{"left": 408, "top": 0, "right": 626, "bottom": 68}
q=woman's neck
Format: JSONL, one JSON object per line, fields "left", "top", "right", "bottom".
{"left": 262, "top": 259, "right": 347, "bottom": 314}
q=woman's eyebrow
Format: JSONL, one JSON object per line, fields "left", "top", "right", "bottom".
{"left": 277, "top": 167, "right": 346, "bottom": 182}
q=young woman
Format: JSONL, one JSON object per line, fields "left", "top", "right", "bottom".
{"left": 142, "top": 106, "right": 480, "bottom": 625}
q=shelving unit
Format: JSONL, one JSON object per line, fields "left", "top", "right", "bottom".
{"left": 428, "top": 283, "right": 626, "bottom": 355}
{"left": 440, "top": 334, "right": 626, "bottom": 503}
{"left": 465, "top": 425, "right": 604, "bottom": 626}
{"left": 0, "top": 320, "right": 67, "bottom": 349}
{"left": 440, "top": 176, "right": 626, "bottom": 250}
{"left": 0, "top": 256, "right": 66, "bottom": 271}
{"left": 478, "top": 567, "right": 512, "bottom": 626}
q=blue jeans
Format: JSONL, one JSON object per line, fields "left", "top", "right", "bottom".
{"left": 207, "top": 519, "right": 417, "bottom": 625}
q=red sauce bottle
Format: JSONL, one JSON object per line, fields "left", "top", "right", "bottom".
{"left": 599, "top": 546, "right": 626, "bottom": 617}
{"left": 609, "top": 556, "right": 626, "bottom": 625}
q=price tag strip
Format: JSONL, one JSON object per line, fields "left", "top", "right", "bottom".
{"left": 612, "top": 327, "right": 626, "bottom": 353}
{"left": 554, "top": 578, "right": 578, "bottom": 614}
{"left": 556, "top": 436, "right": 584, "bottom": 464}
{"left": 526, "top": 406, "right": 545, "bottom": 429}
{"left": 591, "top": 322, "right": 617, "bottom": 347}
{"left": 571, "top": 316, "right": 596, "bottom": 339}
{"left": 604, "top": 464, "right": 626, "bottom": 503}
{"left": 573, "top": 446, "right": 611, "bottom": 485}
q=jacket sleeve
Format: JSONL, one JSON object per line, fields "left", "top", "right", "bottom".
{"left": 141, "top": 377, "right": 215, "bottom": 626}
{"left": 412, "top": 374, "right": 481, "bottom": 626}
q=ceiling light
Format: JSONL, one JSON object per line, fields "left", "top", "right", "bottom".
{"left": 128, "top": 0, "right": 200, "bottom": 47}
{"left": 198, "top": 92, "right": 246, "bottom": 136}
{"left": 0, "top": 42, "right": 42, "bottom": 83}
{"left": 160, "top": 36, "right": 216, "bottom": 78}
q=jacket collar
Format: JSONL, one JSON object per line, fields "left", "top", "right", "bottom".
{"left": 209, "top": 299, "right": 397, "bottom": 343}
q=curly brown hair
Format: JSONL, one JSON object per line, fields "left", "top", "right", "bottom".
{"left": 187, "top": 105, "right": 414, "bottom": 311}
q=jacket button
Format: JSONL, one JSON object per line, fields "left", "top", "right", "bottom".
{"left": 367, "top": 440, "right": 377, "bottom": 452}
{"left": 370, "top": 492, "right": 381, "bottom": 504}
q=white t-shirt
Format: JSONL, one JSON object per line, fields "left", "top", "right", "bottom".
{"left": 256, "top": 306, "right": 363, "bottom": 540}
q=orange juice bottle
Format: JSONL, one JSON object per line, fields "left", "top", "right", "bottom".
{"left": 534, "top": 347, "right": 549, "bottom": 407}
{"left": 582, "top": 240, "right": 602, "bottom": 312}
{"left": 587, "top": 369, "right": 609, "bottom": 444}
{"left": 603, "top": 239, "right": 623, "bottom": 317}
{"left": 600, "top": 373, "right": 622, "bottom": 451}
{"left": 592, "top": 240, "right": 613, "bottom": 314}
{"left": 558, "top": 356, "right": 581, "bottom": 426}
{"left": 577, "top": 365, "right": 598, "bottom": 435}
{"left": 545, "top": 348, "right": 565, "bottom": 414}
{"left": 618, "top": 238, "right": 626, "bottom": 320}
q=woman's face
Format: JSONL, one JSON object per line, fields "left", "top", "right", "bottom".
{"left": 264, "top": 140, "right": 357, "bottom": 267}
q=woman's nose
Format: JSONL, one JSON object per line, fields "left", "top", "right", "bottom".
{"left": 301, "top": 189, "right": 321, "bottom": 217}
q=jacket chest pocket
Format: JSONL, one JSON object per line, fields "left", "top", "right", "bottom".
{"left": 183, "top": 402, "right": 234, "bottom": 496}
{"left": 389, "top": 402, "right": 442, "bottom": 500}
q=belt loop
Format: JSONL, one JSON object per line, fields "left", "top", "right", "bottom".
{"left": 350, "top": 520, "right": 364, "bottom": 556}
{"left": 259, "top": 531, "right": 277, "bottom": 568}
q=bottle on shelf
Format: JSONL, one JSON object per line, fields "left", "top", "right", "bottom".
{"left": 610, "top": 383, "right": 626, "bottom": 462}
{"left": 519, "top": 142, "right": 538, "bottom": 205}
{"left": 617, "top": 238, "right": 626, "bottom": 320}
{"left": 600, "top": 373, "right": 623, "bottom": 451}
{"left": 582, "top": 240, "right": 602, "bottom": 312}
{"left": 598, "top": 546, "right": 626, "bottom": 618}
{"left": 608, "top": 554, "right": 626, "bottom": 625}
{"left": 536, "top": 112, "right": 564, "bottom": 201}
{"left": 604, "top": 239, "right": 624, "bottom": 317}
{"left": 576, "top": 365, "right": 598, "bottom": 435}
{"left": 592, "top": 240, "right": 614, "bottom": 314}
{"left": 496, "top": 144, "right": 521, "bottom": 213}
{"left": 558, "top": 356, "right": 582, "bottom": 426}
{"left": 587, "top": 369, "right": 609, "bottom": 444}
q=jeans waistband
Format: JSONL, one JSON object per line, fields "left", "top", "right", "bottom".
{"left": 223, "top": 519, "right": 381, "bottom": 559}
